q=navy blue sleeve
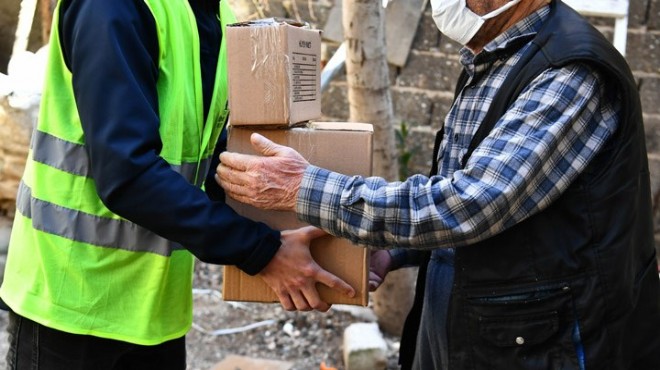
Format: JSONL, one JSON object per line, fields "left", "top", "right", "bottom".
{"left": 205, "top": 128, "right": 228, "bottom": 201}
{"left": 59, "top": 0, "right": 279, "bottom": 275}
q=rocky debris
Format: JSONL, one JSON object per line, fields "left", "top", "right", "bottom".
{"left": 187, "top": 262, "right": 402, "bottom": 370}
{"left": 210, "top": 354, "right": 293, "bottom": 370}
{"left": 0, "top": 48, "right": 48, "bottom": 217}
{"left": 0, "top": 97, "right": 33, "bottom": 217}
{"left": 343, "top": 322, "right": 388, "bottom": 370}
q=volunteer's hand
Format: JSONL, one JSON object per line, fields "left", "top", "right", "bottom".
{"left": 259, "top": 226, "right": 356, "bottom": 312}
{"left": 369, "top": 250, "right": 393, "bottom": 291}
{"left": 217, "top": 133, "right": 309, "bottom": 211}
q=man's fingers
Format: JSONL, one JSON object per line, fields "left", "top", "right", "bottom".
{"left": 218, "top": 151, "right": 257, "bottom": 172}
{"left": 251, "top": 133, "right": 290, "bottom": 157}
{"left": 281, "top": 226, "right": 327, "bottom": 245}
{"left": 288, "top": 290, "right": 313, "bottom": 312}
{"left": 368, "top": 271, "right": 384, "bottom": 292}
{"left": 300, "top": 225, "right": 328, "bottom": 240}
{"left": 224, "top": 189, "right": 284, "bottom": 210}
{"left": 214, "top": 173, "right": 252, "bottom": 200}
{"left": 280, "top": 287, "right": 330, "bottom": 312}
{"left": 275, "top": 291, "right": 295, "bottom": 311}
{"left": 217, "top": 165, "right": 252, "bottom": 188}
{"left": 316, "top": 269, "right": 356, "bottom": 298}
{"left": 301, "top": 286, "right": 331, "bottom": 312}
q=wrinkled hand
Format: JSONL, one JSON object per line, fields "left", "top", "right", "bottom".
{"left": 258, "top": 226, "right": 356, "bottom": 312}
{"left": 369, "top": 249, "right": 393, "bottom": 292}
{"left": 217, "top": 133, "right": 309, "bottom": 211}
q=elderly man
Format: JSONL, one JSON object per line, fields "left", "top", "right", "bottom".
{"left": 218, "top": 0, "right": 660, "bottom": 369}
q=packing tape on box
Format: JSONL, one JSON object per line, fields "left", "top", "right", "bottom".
{"left": 250, "top": 26, "right": 289, "bottom": 116}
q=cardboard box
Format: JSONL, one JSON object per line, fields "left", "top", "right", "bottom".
{"left": 223, "top": 122, "right": 373, "bottom": 306}
{"left": 227, "top": 19, "right": 322, "bottom": 126}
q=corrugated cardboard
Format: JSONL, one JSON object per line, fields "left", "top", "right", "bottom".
{"left": 223, "top": 122, "right": 373, "bottom": 306}
{"left": 226, "top": 19, "right": 322, "bottom": 126}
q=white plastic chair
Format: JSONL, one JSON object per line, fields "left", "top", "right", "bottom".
{"left": 563, "top": 0, "right": 629, "bottom": 56}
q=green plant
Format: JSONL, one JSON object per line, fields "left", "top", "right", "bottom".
{"left": 395, "top": 121, "right": 419, "bottom": 181}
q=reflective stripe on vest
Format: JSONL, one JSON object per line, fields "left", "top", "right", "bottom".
{"left": 31, "top": 130, "right": 211, "bottom": 186}
{"left": 15, "top": 180, "right": 183, "bottom": 255}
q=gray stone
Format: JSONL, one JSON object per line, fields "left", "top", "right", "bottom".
{"left": 321, "top": 82, "right": 349, "bottom": 121}
{"left": 639, "top": 76, "right": 660, "bottom": 115}
{"left": 649, "top": 0, "right": 660, "bottom": 31}
{"left": 396, "top": 51, "right": 462, "bottom": 92}
{"left": 411, "top": 9, "right": 441, "bottom": 52}
{"left": 629, "top": 0, "right": 650, "bottom": 29}
{"left": 343, "top": 322, "right": 387, "bottom": 370}
{"left": 626, "top": 31, "right": 660, "bottom": 74}
{"left": 391, "top": 88, "right": 435, "bottom": 127}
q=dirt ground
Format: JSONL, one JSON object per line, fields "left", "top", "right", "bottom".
{"left": 186, "top": 263, "right": 401, "bottom": 370}
{"left": 0, "top": 261, "right": 401, "bottom": 370}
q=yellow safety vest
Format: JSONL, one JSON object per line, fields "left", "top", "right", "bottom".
{"left": 0, "top": 0, "right": 234, "bottom": 345}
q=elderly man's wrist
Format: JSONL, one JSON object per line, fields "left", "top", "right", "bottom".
{"left": 296, "top": 165, "right": 344, "bottom": 232}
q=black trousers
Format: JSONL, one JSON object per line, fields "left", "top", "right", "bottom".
{"left": 5, "top": 311, "right": 186, "bottom": 370}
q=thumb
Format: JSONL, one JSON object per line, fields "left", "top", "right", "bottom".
{"left": 250, "top": 133, "right": 289, "bottom": 157}
{"left": 302, "top": 226, "right": 328, "bottom": 241}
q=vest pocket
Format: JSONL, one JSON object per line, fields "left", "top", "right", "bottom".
{"left": 464, "top": 283, "right": 581, "bottom": 370}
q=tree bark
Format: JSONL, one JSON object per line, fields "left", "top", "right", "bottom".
{"left": 39, "top": 0, "right": 56, "bottom": 44}
{"left": 342, "top": 0, "right": 415, "bottom": 337}
{"left": 342, "top": 0, "right": 397, "bottom": 178}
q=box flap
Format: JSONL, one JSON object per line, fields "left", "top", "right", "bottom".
{"left": 228, "top": 18, "right": 310, "bottom": 28}
{"left": 306, "top": 121, "right": 374, "bottom": 132}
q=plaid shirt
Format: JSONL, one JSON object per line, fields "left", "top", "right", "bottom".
{"left": 297, "top": 6, "right": 619, "bottom": 266}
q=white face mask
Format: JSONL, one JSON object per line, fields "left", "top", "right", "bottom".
{"left": 431, "top": 0, "right": 522, "bottom": 45}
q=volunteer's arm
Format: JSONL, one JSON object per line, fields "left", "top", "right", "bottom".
{"left": 60, "top": 0, "right": 275, "bottom": 270}
{"left": 60, "top": 0, "right": 353, "bottom": 310}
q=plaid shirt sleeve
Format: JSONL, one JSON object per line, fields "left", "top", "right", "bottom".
{"left": 297, "top": 63, "right": 618, "bottom": 250}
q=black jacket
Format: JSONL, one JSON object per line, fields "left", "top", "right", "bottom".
{"left": 401, "top": 1, "right": 660, "bottom": 369}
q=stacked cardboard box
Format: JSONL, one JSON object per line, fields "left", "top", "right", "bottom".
{"left": 223, "top": 19, "right": 373, "bottom": 306}
{"left": 226, "top": 18, "right": 322, "bottom": 126}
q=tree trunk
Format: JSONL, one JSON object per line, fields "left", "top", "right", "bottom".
{"left": 342, "top": 0, "right": 397, "bottom": 178}
{"left": 342, "top": 0, "right": 415, "bottom": 337}
{"left": 39, "top": 0, "right": 57, "bottom": 44}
